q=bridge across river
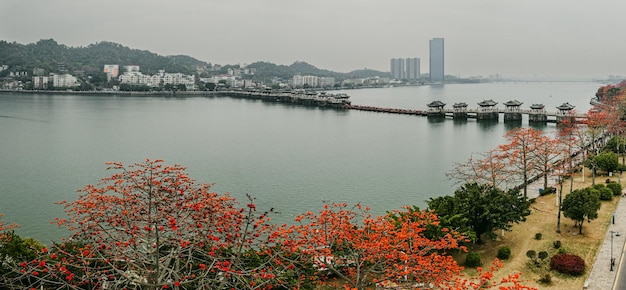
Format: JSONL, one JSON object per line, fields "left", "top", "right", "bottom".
{"left": 345, "top": 104, "right": 587, "bottom": 124}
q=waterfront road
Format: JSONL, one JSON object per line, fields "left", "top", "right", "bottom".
{"left": 583, "top": 188, "right": 626, "bottom": 290}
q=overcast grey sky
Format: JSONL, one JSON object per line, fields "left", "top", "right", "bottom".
{"left": 1, "top": 0, "right": 625, "bottom": 78}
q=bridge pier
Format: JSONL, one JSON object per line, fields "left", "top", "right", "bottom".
{"left": 453, "top": 112, "right": 468, "bottom": 119}
{"left": 504, "top": 112, "right": 523, "bottom": 122}
{"left": 477, "top": 111, "right": 499, "bottom": 120}
{"left": 529, "top": 113, "right": 548, "bottom": 122}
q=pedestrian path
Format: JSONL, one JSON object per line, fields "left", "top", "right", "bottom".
{"left": 583, "top": 192, "right": 626, "bottom": 290}
{"left": 522, "top": 170, "right": 626, "bottom": 289}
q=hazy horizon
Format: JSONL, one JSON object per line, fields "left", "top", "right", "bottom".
{"left": 1, "top": 0, "right": 625, "bottom": 79}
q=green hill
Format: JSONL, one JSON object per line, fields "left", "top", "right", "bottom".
{"left": 0, "top": 39, "right": 209, "bottom": 76}
{"left": 0, "top": 39, "right": 390, "bottom": 81}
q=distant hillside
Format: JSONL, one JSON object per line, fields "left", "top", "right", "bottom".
{"left": 0, "top": 39, "right": 390, "bottom": 80}
{"left": 0, "top": 39, "right": 210, "bottom": 76}
{"left": 247, "top": 61, "right": 390, "bottom": 81}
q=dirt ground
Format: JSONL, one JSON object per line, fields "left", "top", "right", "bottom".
{"left": 462, "top": 169, "right": 622, "bottom": 289}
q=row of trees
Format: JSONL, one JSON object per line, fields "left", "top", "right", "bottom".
{"left": 0, "top": 159, "right": 533, "bottom": 289}
{"left": 446, "top": 127, "right": 570, "bottom": 198}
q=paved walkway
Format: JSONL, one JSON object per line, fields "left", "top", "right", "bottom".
{"left": 583, "top": 190, "right": 626, "bottom": 290}
{"left": 524, "top": 171, "right": 626, "bottom": 289}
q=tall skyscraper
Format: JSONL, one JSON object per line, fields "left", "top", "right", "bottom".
{"left": 405, "top": 58, "right": 420, "bottom": 80}
{"left": 429, "top": 38, "right": 444, "bottom": 83}
{"left": 390, "top": 58, "right": 420, "bottom": 80}
{"left": 390, "top": 58, "right": 405, "bottom": 80}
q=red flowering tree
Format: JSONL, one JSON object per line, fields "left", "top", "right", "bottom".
{"left": 281, "top": 203, "right": 535, "bottom": 290}
{"left": 0, "top": 214, "right": 16, "bottom": 238}
{"left": 446, "top": 149, "right": 510, "bottom": 189}
{"left": 498, "top": 128, "right": 549, "bottom": 197}
{"left": 283, "top": 203, "right": 465, "bottom": 289}
{"left": 6, "top": 159, "right": 288, "bottom": 289}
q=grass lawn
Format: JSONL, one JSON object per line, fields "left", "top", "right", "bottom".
{"left": 460, "top": 168, "right": 622, "bottom": 289}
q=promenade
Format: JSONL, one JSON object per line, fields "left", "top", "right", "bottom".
{"left": 525, "top": 172, "right": 626, "bottom": 289}
{"left": 583, "top": 189, "right": 626, "bottom": 290}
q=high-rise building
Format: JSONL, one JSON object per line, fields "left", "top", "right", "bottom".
{"left": 405, "top": 58, "right": 420, "bottom": 80}
{"left": 429, "top": 38, "right": 444, "bottom": 83}
{"left": 391, "top": 58, "right": 420, "bottom": 80}
{"left": 390, "top": 58, "right": 405, "bottom": 80}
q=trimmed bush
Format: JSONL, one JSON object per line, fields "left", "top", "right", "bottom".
{"left": 607, "top": 182, "right": 623, "bottom": 196}
{"left": 550, "top": 253, "right": 586, "bottom": 276}
{"left": 538, "top": 251, "right": 549, "bottom": 261}
{"left": 539, "top": 273, "right": 552, "bottom": 285}
{"left": 535, "top": 232, "right": 542, "bottom": 240}
{"left": 465, "top": 252, "right": 482, "bottom": 268}
{"left": 526, "top": 250, "right": 537, "bottom": 260}
{"left": 553, "top": 240, "right": 562, "bottom": 249}
{"left": 497, "top": 246, "right": 511, "bottom": 260}
{"left": 599, "top": 187, "right": 613, "bottom": 201}
{"left": 593, "top": 183, "right": 606, "bottom": 190}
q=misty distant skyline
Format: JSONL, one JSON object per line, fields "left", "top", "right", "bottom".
{"left": 1, "top": 0, "right": 625, "bottom": 79}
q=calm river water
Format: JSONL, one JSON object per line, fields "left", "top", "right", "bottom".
{"left": 0, "top": 82, "right": 604, "bottom": 243}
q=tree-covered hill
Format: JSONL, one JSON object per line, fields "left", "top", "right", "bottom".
{"left": 0, "top": 39, "right": 390, "bottom": 81}
{"left": 246, "top": 61, "right": 390, "bottom": 81}
{"left": 0, "top": 39, "right": 210, "bottom": 76}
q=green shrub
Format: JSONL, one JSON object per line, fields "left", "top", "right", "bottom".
{"left": 550, "top": 253, "right": 585, "bottom": 276}
{"left": 497, "top": 246, "right": 511, "bottom": 260}
{"left": 558, "top": 247, "right": 567, "bottom": 254}
{"left": 465, "top": 252, "right": 482, "bottom": 268}
{"left": 538, "top": 251, "right": 549, "bottom": 261}
{"left": 607, "top": 182, "right": 623, "bottom": 196}
{"left": 539, "top": 273, "right": 552, "bottom": 285}
{"left": 593, "top": 183, "right": 606, "bottom": 190}
{"left": 599, "top": 187, "right": 613, "bottom": 200}
{"left": 526, "top": 250, "right": 537, "bottom": 260}
{"left": 553, "top": 240, "right": 562, "bottom": 249}
{"left": 535, "top": 233, "right": 542, "bottom": 240}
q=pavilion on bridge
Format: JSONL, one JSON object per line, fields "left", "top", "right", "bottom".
{"left": 477, "top": 99, "right": 498, "bottom": 120}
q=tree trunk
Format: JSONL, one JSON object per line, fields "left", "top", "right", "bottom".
{"left": 579, "top": 222, "right": 583, "bottom": 234}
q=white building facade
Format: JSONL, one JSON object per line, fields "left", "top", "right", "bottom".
{"left": 52, "top": 74, "right": 78, "bottom": 88}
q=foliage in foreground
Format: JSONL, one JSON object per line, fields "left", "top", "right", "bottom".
{"left": 427, "top": 183, "right": 531, "bottom": 243}
{"left": 1, "top": 160, "right": 536, "bottom": 290}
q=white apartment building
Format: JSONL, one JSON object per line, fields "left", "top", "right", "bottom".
{"left": 319, "top": 77, "right": 335, "bottom": 87}
{"left": 162, "top": 73, "right": 195, "bottom": 88}
{"left": 119, "top": 71, "right": 195, "bottom": 89}
{"left": 32, "top": 76, "right": 49, "bottom": 89}
{"left": 292, "top": 75, "right": 333, "bottom": 88}
{"left": 52, "top": 74, "right": 78, "bottom": 88}
{"left": 124, "top": 65, "right": 141, "bottom": 73}
{"left": 119, "top": 72, "right": 160, "bottom": 87}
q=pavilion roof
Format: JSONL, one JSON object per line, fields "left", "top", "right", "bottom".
{"left": 503, "top": 100, "right": 523, "bottom": 106}
{"left": 556, "top": 102, "right": 576, "bottom": 110}
{"left": 530, "top": 103, "right": 545, "bottom": 109}
{"left": 427, "top": 100, "right": 446, "bottom": 108}
{"left": 478, "top": 99, "right": 498, "bottom": 107}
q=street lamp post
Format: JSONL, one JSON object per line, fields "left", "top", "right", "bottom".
{"left": 611, "top": 230, "right": 621, "bottom": 271}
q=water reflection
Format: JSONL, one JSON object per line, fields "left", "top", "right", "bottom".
{"left": 427, "top": 116, "right": 445, "bottom": 123}
{"left": 529, "top": 121, "right": 548, "bottom": 130}
{"left": 478, "top": 119, "right": 499, "bottom": 129}
{"left": 504, "top": 120, "right": 523, "bottom": 131}
{"left": 452, "top": 118, "right": 468, "bottom": 126}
